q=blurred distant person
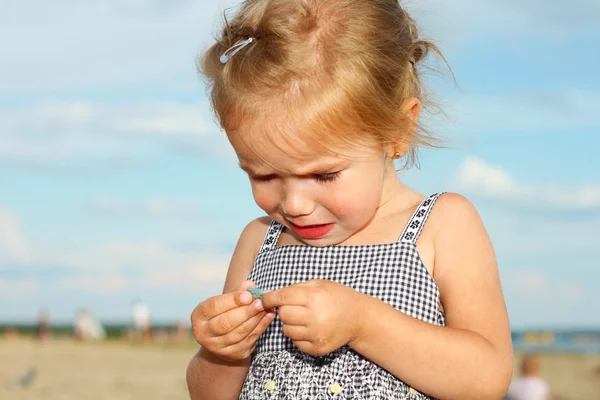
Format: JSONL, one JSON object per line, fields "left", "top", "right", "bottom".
{"left": 74, "top": 308, "right": 106, "bottom": 341}
{"left": 506, "top": 354, "right": 550, "bottom": 400}
{"left": 35, "top": 309, "right": 50, "bottom": 341}
{"left": 74, "top": 309, "right": 85, "bottom": 341}
{"left": 131, "top": 298, "right": 152, "bottom": 341}
{"left": 4, "top": 326, "right": 19, "bottom": 339}
{"left": 174, "top": 318, "right": 191, "bottom": 341}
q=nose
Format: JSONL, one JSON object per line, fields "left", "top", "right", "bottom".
{"left": 281, "top": 180, "right": 315, "bottom": 218}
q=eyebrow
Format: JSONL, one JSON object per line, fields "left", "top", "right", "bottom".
{"left": 237, "top": 161, "right": 345, "bottom": 176}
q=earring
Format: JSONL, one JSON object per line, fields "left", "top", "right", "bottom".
{"left": 394, "top": 152, "right": 401, "bottom": 159}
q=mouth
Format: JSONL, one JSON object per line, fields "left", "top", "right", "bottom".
{"left": 289, "top": 222, "right": 334, "bottom": 240}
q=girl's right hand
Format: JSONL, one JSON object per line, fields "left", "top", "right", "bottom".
{"left": 191, "top": 280, "right": 275, "bottom": 361}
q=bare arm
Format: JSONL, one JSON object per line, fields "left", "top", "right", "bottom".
{"left": 186, "top": 349, "right": 251, "bottom": 400}
{"left": 186, "top": 218, "right": 271, "bottom": 400}
{"left": 349, "top": 194, "right": 513, "bottom": 400}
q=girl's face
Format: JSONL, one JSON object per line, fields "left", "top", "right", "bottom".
{"left": 229, "top": 122, "right": 400, "bottom": 247}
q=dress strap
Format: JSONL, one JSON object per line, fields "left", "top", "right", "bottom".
{"left": 399, "top": 193, "right": 445, "bottom": 244}
{"left": 259, "top": 220, "right": 284, "bottom": 253}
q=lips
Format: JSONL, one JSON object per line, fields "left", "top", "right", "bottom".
{"left": 289, "top": 222, "right": 334, "bottom": 240}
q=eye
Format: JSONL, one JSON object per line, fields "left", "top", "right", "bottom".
{"left": 314, "top": 171, "right": 341, "bottom": 183}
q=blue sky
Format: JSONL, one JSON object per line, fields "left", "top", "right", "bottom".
{"left": 1, "top": 0, "right": 599, "bottom": 329}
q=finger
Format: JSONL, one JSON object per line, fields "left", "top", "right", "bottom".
{"left": 289, "top": 279, "right": 322, "bottom": 287}
{"left": 195, "top": 289, "right": 254, "bottom": 321}
{"left": 215, "top": 310, "right": 265, "bottom": 347}
{"left": 208, "top": 299, "right": 265, "bottom": 336}
{"left": 245, "top": 310, "right": 276, "bottom": 342}
{"left": 220, "top": 311, "right": 276, "bottom": 358}
{"left": 277, "top": 305, "right": 310, "bottom": 326}
{"left": 261, "top": 286, "right": 309, "bottom": 309}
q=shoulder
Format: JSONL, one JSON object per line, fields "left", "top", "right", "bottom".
{"left": 424, "top": 192, "right": 488, "bottom": 246}
{"left": 413, "top": 192, "right": 487, "bottom": 275}
{"left": 222, "top": 216, "right": 272, "bottom": 293}
{"left": 427, "top": 192, "right": 493, "bottom": 267}
{"left": 233, "top": 216, "right": 273, "bottom": 260}
{"left": 240, "top": 216, "right": 273, "bottom": 244}
{"left": 430, "top": 192, "right": 483, "bottom": 227}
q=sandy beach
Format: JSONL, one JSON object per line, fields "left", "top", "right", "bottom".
{"left": 1, "top": 337, "right": 599, "bottom": 399}
{"left": 0, "top": 338, "right": 194, "bottom": 400}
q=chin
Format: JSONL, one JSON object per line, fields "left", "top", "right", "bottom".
{"left": 307, "top": 234, "right": 348, "bottom": 247}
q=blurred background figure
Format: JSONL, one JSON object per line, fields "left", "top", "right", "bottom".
{"left": 3, "top": 326, "right": 19, "bottom": 339}
{"left": 35, "top": 310, "right": 50, "bottom": 341}
{"left": 131, "top": 298, "right": 152, "bottom": 342}
{"left": 74, "top": 308, "right": 106, "bottom": 342}
{"left": 174, "top": 318, "right": 191, "bottom": 341}
{"left": 506, "top": 354, "right": 550, "bottom": 400}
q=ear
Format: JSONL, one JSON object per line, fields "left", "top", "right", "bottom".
{"left": 386, "top": 98, "right": 421, "bottom": 160}
{"left": 384, "top": 142, "right": 409, "bottom": 160}
{"left": 401, "top": 97, "right": 421, "bottom": 125}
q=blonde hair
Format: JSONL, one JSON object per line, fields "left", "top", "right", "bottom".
{"left": 199, "top": 0, "right": 451, "bottom": 168}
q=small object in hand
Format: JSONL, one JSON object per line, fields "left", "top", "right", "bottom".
{"left": 248, "top": 287, "right": 265, "bottom": 300}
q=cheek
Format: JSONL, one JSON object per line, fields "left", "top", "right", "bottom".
{"left": 251, "top": 183, "right": 280, "bottom": 212}
{"left": 326, "top": 174, "right": 383, "bottom": 219}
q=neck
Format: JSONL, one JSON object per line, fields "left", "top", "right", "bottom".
{"left": 376, "top": 162, "right": 418, "bottom": 215}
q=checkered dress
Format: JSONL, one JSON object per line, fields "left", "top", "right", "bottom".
{"left": 240, "top": 193, "right": 446, "bottom": 400}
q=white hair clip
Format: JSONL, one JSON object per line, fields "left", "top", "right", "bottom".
{"left": 220, "top": 37, "right": 254, "bottom": 64}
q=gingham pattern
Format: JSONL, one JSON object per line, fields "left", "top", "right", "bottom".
{"left": 241, "top": 193, "right": 445, "bottom": 400}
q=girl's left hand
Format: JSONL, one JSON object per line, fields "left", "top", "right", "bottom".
{"left": 260, "top": 279, "right": 365, "bottom": 356}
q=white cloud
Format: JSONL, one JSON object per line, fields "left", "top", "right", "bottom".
{"left": 507, "top": 270, "right": 550, "bottom": 296}
{"left": 58, "top": 273, "right": 127, "bottom": 294}
{"left": 49, "top": 250, "right": 230, "bottom": 294}
{"left": 438, "top": 90, "right": 600, "bottom": 138}
{"left": 485, "top": 211, "right": 600, "bottom": 256}
{"left": 504, "top": 269, "right": 586, "bottom": 305}
{"left": 3, "top": 239, "right": 231, "bottom": 297}
{"left": 20, "top": 239, "right": 232, "bottom": 295}
{"left": 502, "top": 268, "right": 590, "bottom": 327}
{"left": 43, "top": 240, "right": 231, "bottom": 277}
{"left": 113, "top": 103, "right": 210, "bottom": 137}
{"left": 451, "top": 157, "right": 600, "bottom": 256}
{"left": 561, "top": 284, "right": 586, "bottom": 304}
{"left": 0, "top": 207, "right": 230, "bottom": 295}
{"left": 144, "top": 261, "right": 229, "bottom": 291}
{"left": 0, "top": 101, "right": 233, "bottom": 166}
{"left": 0, "top": 0, "right": 241, "bottom": 93}
{"left": 407, "top": 0, "right": 600, "bottom": 46}
{"left": 454, "top": 157, "right": 600, "bottom": 210}
{"left": 0, "top": 206, "right": 30, "bottom": 263}
{"left": 91, "top": 198, "right": 204, "bottom": 218}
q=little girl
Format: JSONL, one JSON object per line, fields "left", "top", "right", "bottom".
{"left": 187, "top": 1, "right": 513, "bottom": 399}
